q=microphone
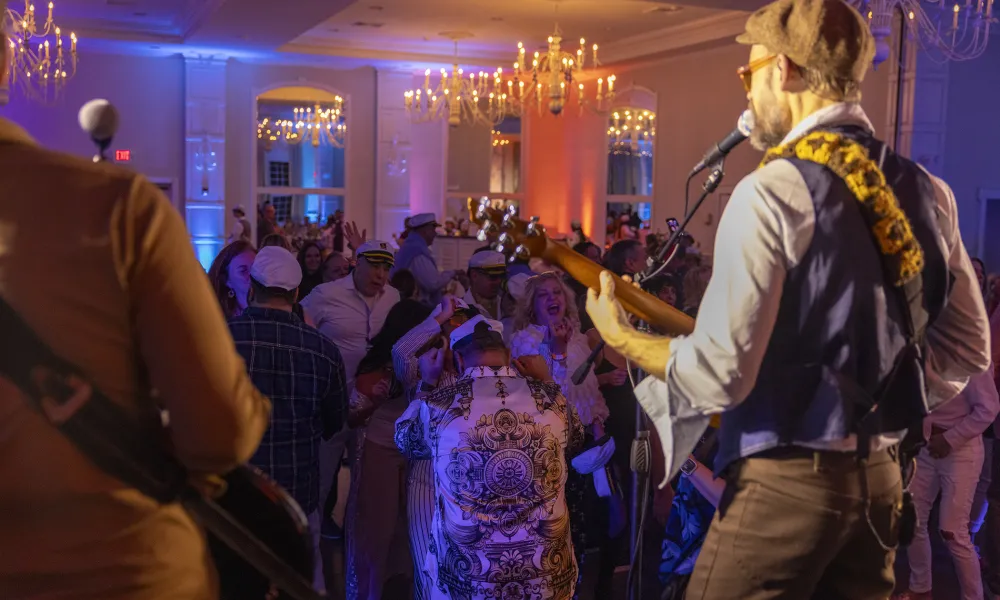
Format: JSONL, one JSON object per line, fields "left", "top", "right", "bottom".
{"left": 78, "top": 99, "right": 119, "bottom": 162}
{"left": 689, "top": 109, "right": 754, "bottom": 176}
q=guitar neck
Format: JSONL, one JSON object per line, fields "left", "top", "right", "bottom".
{"left": 542, "top": 242, "right": 695, "bottom": 337}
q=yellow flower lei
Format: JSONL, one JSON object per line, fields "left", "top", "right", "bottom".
{"left": 759, "top": 131, "right": 924, "bottom": 287}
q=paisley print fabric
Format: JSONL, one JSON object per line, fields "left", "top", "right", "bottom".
{"left": 415, "top": 366, "right": 585, "bottom": 600}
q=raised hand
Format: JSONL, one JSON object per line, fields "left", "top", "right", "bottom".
{"left": 513, "top": 354, "right": 552, "bottom": 382}
{"left": 419, "top": 339, "right": 449, "bottom": 386}
{"left": 345, "top": 220, "right": 367, "bottom": 251}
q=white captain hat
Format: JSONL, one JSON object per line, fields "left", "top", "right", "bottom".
{"left": 250, "top": 246, "right": 302, "bottom": 290}
{"left": 468, "top": 250, "right": 507, "bottom": 275}
{"left": 449, "top": 315, "right": 504, "bottom": 347}
{"left": 407, "top": 213, "right": 440, "bottom": 229}
{"left": 356, "top": 240, "right": 396, "bottom": 266}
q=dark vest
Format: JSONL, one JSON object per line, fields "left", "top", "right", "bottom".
{"left": 716, "top": 125, "right": 950, "bottom": 472}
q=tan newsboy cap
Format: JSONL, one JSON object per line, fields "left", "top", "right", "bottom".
{"left": 736, "top": 0, "right": 876, "bottom": 83}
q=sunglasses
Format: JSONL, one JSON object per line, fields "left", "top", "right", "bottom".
{"left": 737, "top": 54, "right": 777, "bottom": 93}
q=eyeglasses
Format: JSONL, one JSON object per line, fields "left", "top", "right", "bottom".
{"left": 737, "top": 54, "right": 777, "bottom": 93}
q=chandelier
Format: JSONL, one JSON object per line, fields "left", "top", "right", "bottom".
{"left": 2, "top": 1, "right": 78, "bottom": 102}
{"left": 848, "top": 0, "right": 995, "bottom": 65}
{"left": 607, "top": 108, "right": 655, "bottom": 148}
{"left": 503, "top": 25, "right": 616, "bottom": 117}
{"left": 491, "top": 128, "right": 512, "bottom": 147}
{"left": 404, "top": 35, "right": 510, "bottom": 127}
{"left": 257, "top": 99, "right": 347, "bottom": 149}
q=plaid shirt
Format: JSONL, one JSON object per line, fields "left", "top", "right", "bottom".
{"left": 229, "top": 307, "right": 347, "bottom": 515}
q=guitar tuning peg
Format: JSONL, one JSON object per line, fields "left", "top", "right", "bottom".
{"left": 501, "top": 212, "right": 515, "bottom": 228}
{"left": 513, "top": 244, "right": 530, "bottom": 262}
{"left": 495, "top": 233, "right": 511, "bottom": 254}
{"left": 476, "top": 218, "right": 495, "bottom": 242}
{"left": 475, "top": 199, "right": 490, "bottom": 220}
{"left": 526, "top": 216, "right": 542, "bottom": 237}
{"left": 506, "top": 204, "right": 517, "bottom": 216}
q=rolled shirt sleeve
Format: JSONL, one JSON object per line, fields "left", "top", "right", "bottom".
{"left": 636, "top": 160, "right": 813, "bottom": 486}
{"left": 922, "top": 171, "right": 992, "bottom": 407}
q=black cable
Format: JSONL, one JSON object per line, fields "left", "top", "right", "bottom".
{"left": 682, "top": 171, "right": 696, "bottom": 217}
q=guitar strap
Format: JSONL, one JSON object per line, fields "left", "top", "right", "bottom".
{"left": 0, "top": 295, "right": 323, "bottom": 600}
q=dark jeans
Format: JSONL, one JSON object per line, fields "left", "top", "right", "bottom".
{"left": 687, "top": 448, "right": 902, "bottom": 600}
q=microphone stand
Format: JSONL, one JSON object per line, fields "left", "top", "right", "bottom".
{"left": 626, "top": 158, "right": 726, "bottom": 600}
{"left": 91, "top": 136, "right": 112, "bottom": 163}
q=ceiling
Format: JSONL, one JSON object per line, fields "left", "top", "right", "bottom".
{"left": 31, "top": 0, "right": 765, "bottom": 67}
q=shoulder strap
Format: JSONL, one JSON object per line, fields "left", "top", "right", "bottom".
{"left": 0, "top": 295, "right": 324, "bottom": 600}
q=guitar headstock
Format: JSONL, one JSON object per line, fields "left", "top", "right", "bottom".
{"left": 467, "top": 198, "right": 550, "bottom": 262}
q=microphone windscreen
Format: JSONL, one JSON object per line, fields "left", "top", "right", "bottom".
{"left": 78, "top": 99, "right": 119, "bottom": 142}
{"left": 737, "top": 109, "right": 755, "bottom": 137}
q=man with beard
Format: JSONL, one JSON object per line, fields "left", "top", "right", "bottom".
{"left": 586, "top": 0, "right": 990, "bottom": 598}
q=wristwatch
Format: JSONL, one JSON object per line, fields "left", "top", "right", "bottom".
{"left": 680, "top": 457, "right": 697, "bottom": 476}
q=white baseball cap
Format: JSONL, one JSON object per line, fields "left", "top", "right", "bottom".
{"left": 449, "top": 315, "right": 504, "bottom": 347}
{"left": 505, "top": 273, "right": 531, "bottom": 302}
{"left": 430, "top": 296, "right": 470, "bottom": 319}
{"left": 250, "top": 246, "right": 302, "bottom": 291}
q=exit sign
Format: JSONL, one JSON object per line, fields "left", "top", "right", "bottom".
{"left": 115, "top": 149, "right": 131, "bottom": 162}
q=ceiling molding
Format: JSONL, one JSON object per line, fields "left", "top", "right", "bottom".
{"left": 599, "top": 10, "right": 747, "bottom": 64}
{"left": 279, "top": 41, "right": 509, "bottom": 69}
{"left": 180, "top": 0, "right": 228, "bottom": 38}
{"left": 71, "top": 25, "right": 184, "bottom": 45}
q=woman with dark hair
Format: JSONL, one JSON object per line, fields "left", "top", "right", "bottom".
{"left": 345, "top": 298, "right": 433, "bottom": 600}
{"left": 297, "top": 241, "right": 325, "bottom": 298}
{"left": 207, "top": 241, "right": 256, "bottom": 317}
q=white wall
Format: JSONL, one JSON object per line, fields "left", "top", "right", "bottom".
{"left": 0, "top": 51, "right": 186, "bottom": 207}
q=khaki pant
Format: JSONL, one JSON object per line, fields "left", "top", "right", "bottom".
{"left": 687, "top": 448, "right": 902, "bottom": 600}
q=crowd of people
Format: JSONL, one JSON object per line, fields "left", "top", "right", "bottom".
{"left": 204, "top": 205, "right": 725, "bottom": 599}
{"left": 209, "top": 193, "right": 1000, "bottom": 600}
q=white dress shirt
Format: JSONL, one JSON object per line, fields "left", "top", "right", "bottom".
{"left": 300, "top": 274, "right": 400, "bottom": 392}
{"left": 924, "top": 366, "right": 1000, "bottom": 448}
{"left": 636, "top": 102, "right": 992, "bottom": 485}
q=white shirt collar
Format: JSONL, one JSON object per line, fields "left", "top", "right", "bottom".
{"left": 463, "top": 366, "right": 520, "bottom": 379}
{"left": 780, "top": 102, "right": 874, "bottom": 146}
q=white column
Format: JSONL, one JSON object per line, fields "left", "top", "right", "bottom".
{"left": 895, "top": 43, "right": 949, "bottom": 177}
{"left": 184, "top": 56, "right": 228, "bottom": 270}
{"left": 374, "top": 69, "right": 413, "bottom": 242}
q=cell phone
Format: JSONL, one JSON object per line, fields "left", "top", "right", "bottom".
{"left": 666, "top": 218, "right": 679, "bottom": 233}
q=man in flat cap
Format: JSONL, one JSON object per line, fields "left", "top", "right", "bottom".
{"left": 393, "top": 212, "right": 464, "bottom": 306}
{"left": 228, "top": 246, "right": 348, "bottom": 592}
{"left": 586, "top": 0, "right": 990, "bottom": 597}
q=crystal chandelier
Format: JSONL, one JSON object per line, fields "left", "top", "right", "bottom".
{"left": 257, "top": 99, "right": 347, "bottom": 149}
{"left": 503, "top": 25, "right": 616, "bottom": 117}
{"left": 848, "top": 0, "right": 995, "bottom": 65}
{"left": 2, "top": 1, "right": 78, "bottom": 102}
{"left": 607, "top": 108, "right": 655, "bottom": 147}
{"left": 403, "top": 36, "right": 510, "bottom": 127}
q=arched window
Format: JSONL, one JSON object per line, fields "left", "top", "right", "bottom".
{"left": 255, "top": 86, "right": 348, "bottom": 235}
